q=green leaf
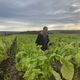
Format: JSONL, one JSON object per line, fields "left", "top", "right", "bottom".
{"left": 49, "top": 67, "right": 62, "bottom": 80}
{"left": 61, "top": 62, "right": 74, "bottom": 80}
{"left": 23, "top": 69, "right": 43, "bottom": 80}
{"left": 75, "top": 53, "right": 80, "bottom": 67}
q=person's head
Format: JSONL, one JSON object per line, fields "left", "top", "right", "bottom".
{"left": 43, "top": 26, "right": 48, "bottom": 33}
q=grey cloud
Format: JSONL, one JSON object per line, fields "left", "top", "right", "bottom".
{"left": 0, "top": 0, "right": 80, "bottom": 27}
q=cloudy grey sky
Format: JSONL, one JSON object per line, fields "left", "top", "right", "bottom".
{"left": 0, "top": 0, "right": 80, "bottom": 31}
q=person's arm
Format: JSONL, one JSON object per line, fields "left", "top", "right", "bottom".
{"left": 35, "top": 33, "right": 43, "bottom": 45}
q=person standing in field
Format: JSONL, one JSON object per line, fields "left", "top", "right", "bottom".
{"left": 35, "top": 26, "right": 49, "bottom": 51}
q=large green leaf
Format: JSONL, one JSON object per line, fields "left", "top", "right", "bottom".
{"left": 61, "top": 62, "right": 74, "bottom": 80}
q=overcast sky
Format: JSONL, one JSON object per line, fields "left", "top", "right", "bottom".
{"left": 0, "top": 0, "right": 80, "bottom": 31}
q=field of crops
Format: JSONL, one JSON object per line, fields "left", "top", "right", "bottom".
{"left": 0, "top": 35, "right": 15, "bottom": 63}
{"left": 0, "top": 34, "right": 80, "bottom": 80}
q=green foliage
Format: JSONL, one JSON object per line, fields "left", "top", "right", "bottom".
{"left": 61, "top": 62, "right": 74, "bottom": 80}
{"left": 15, "top": 34, "right": 80, "bottom": 80}
{"left": 75, "top": 53, "right": 80, "bottom": 67}
{"left": 0, "top": 36, "right": 15, "bottom": 63}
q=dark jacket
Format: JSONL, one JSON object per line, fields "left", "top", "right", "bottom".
{"left": 36, "top": 32, "right": 49, "bottom": 51}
